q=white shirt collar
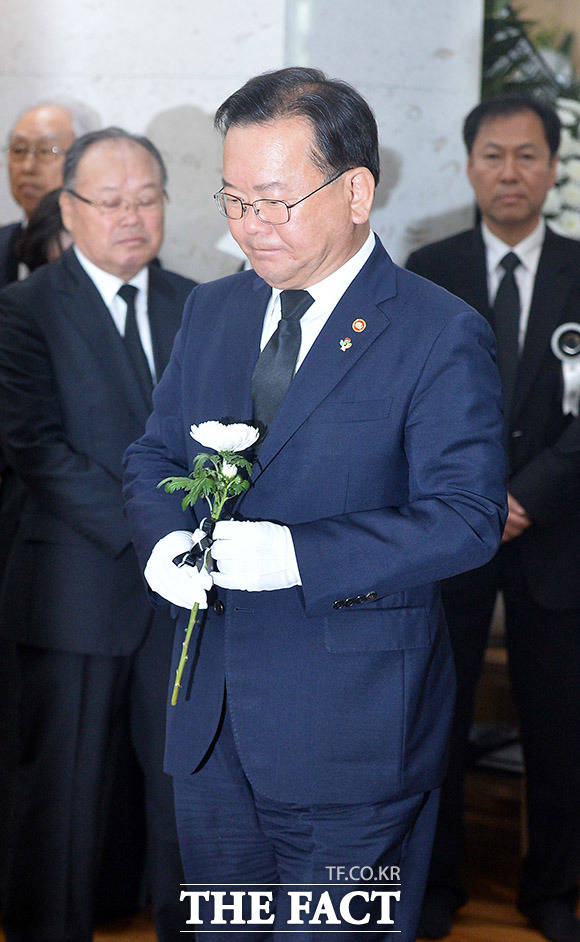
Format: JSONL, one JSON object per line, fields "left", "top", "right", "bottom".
{"left": 73, "top": 245, "right": 149, "bottom": 305}
{"left": 269, "top": 230, "right": 376, "bottom": 313}
{"left": 481, "top": 218, "right": 545, "bottom": 275}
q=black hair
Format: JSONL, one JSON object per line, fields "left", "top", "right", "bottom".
{"left": 62, "top": 126, "right": 167, "bottom": 187}
{"left": 214, "top": 67, "right": 380, "bottom": 185}
{"left": 463, "top": 95, "right": 561, "bottom": 155}
{"left": 16, "top": 189, "right": 67, "bottom": 271}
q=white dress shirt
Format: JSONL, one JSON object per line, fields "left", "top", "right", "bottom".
{"left": 73, "top": 246, "right": 157, "bottom": 381}
{"left": 481, "top": 219, "right": 545, "bottom": 352}
{"left": 259, "top": 230, "right": 376, "bottom": 369}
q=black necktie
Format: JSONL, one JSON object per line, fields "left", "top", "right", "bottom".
{"left": 252, "top": 289, "right": 314, "bottom": 429}
{"left": 493, "top": 251, "right": 521, "bottom": 425}
{"left": 118, "top": 283, "right": 153, "bottom": 404}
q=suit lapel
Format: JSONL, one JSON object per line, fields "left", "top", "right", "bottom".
{"left": 147, "top": 266, "right": 182, "bottom": 379}
{"left": 217, "top": 276, "right": 271, "bottom": 426}
{"left": 512, "top": 228, "right": 572, "bottom": 420}
{"left": 57, "top": 249, "right": 150, "bottom": 425}
{"left": 454, "top": 229, "right": 492, "bottom": 324}
{"left": 252, "top": 241, "right": 395, "bottom": 477}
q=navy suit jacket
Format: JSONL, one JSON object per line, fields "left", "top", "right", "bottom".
{"left": 0, "top": 248, "right": 195, "bottom": 654}
{"left": 124, "top": 237, "right": 507, "bottom": 805}
{"left": 407, "top": 225, "right": 580, "bottom": 608}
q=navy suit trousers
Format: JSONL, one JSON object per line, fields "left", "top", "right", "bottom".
{"left": 173, "top": 704, "right": 440, "bottom": 941}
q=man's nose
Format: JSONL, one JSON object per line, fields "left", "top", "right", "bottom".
{"left": 118, "top": 201, "right": 142, "bottom": 223}
{"left": 241, "top": 204, "right": 269, "bottom": 235}
{"left": 499, "top": 154, "right": 519, "bottom": 179}
{"left": 21, "top": 149, "right": 38, "bottom": 171}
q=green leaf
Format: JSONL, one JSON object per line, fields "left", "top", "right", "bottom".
{"left": 158, "top": 476, "right": 196, "bottom": 493}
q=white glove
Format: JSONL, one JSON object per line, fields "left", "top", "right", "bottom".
{"left": 211, "top": 520, "right": 301, "bottom": 591}
{"left": 144, "top": 530, "right": 213, "bottom": 609}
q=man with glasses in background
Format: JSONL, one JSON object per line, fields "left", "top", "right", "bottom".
{"left": 1, "top": 101, "right": 98, "bottom": 287}
{"left": 0, "top": 127, "right": 194, "bottom": 941}
{"left": 124, "top": 68, "right": 507, "bottom": 940}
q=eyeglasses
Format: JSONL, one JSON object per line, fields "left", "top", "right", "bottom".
{"left": 213, "top": 170, "right": 347, "bottom": 226}
{"left": 6, "top": 142, "right": 67, "bottom": 163}
{"left": 63, "top": 188, "right": 168, "bottom": 216}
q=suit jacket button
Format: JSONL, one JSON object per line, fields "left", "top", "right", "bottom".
{"left": 345, "top": 597, "right": 356, "bottom": 607}
{"left": 213, "top": 600, "right": 225, "bottom": 615}
{"left": 355, "top": 595, "right": 366, "bottom": 604}
{"left": 365, "top": 591, "right": 378, "bottom": 601}
{"left": 332, "top": 600, "right": 344, "bottom": 610}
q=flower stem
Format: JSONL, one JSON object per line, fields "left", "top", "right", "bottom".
{"left": 171, "top": 601, "right": 199, "bottom": 706}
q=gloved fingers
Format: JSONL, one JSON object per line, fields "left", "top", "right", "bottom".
{"left": 210, "top": 541, "right": 240, "bottom": 563}
{"left": 212, "top": 569, "right": 289, "bottom": 592}
{"left": 212, "top": 520, "right": 242, "bottom": 541}
{"left": 145, "top": 555, "right": 213, "bottom": 610}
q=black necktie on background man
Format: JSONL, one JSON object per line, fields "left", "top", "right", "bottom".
{"left": 252, "top": 289, "right": 314, "bottom": 429}
{"left": 117, "top": 283, "right": 153, "bottom": 404}
{"left": 493, "top": 251, "right": 521, "bottom": 427}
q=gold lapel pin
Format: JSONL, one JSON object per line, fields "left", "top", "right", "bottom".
{"left": 340, "top": 337, "right": 352, "bottom": 351}
{"left": 352, "top": 318, "right": 366, "bottom": 333}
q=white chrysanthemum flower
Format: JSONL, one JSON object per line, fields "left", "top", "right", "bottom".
{"left": 560, "top": 181, "right": 580, "bottom": 210}
{"left": 558, "top": 97, "right": 580, "bottom": 117}
{"left": 557, "top": 159, "right": 569, "bottom": 182}
{"left": 543, "top": 188, "right": 562, "bottom": 216}
{"left": 221, "top": 461, "right": 237, "bottom": 479}
{"left": 566, "top": 158, "right": 580, "bottom": 184}
{"left": 558, "top": 130, "right": 580, "bottom": 160}
{"left": 550, "top": 209, "right": 580, "bottom": 239}
{"left": 557, "top": 107, "right": 577, "bottom": 128}
{"left": 190, "top": 420, "right": 259, "bottom": 452}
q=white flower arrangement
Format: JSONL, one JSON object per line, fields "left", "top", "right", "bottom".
{"left": 544, "top": 98, "right": 580, "bottom": 239}
{"left": 158, "top": 419, "right": 259, "bottom": 704}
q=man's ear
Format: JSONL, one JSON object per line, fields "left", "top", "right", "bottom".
{"left": 347, "top": 168, "right": 375, "bottom": 224}
{"left": 59, "top": 191, "right": 74, "bottom": 233}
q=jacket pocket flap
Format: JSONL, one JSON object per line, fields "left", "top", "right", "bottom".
{"left": 324, "top": 606, "right": 430, "bottom": 652}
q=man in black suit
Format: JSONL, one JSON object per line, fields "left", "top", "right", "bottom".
{"left": 0, "top": 102, "right": 94, "bottom": 287}
{"left": 0, "top": 106, "right": 98, "bottom": 870}
{"left": 407, "top": 96, "right": 580, "bottom": 942}
{"left": 0, "top": 127, "right": 194, "bottom": 941}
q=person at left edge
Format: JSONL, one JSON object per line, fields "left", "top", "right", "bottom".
{"left": 0, "top": 127, "right": 194, "bottom": 942}
{"left": 1, "top": 100, "right": 99, "bottom": 288}
{"left": 123, "top": 68, "right": 507, "bottom": 940}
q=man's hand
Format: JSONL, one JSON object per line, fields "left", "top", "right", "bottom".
{"left": 501, "top": 493, "right": 532, "bottom": 543}
{"left": 144, "top": 530, "right": 213, "bottom": 609}
{"left": 211, "top": 520, "right": 301, "bottom": 591}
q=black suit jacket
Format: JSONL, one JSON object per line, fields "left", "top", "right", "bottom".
{"left": 407, "top": 225, "right": 580, "bottom": 609}
{"left": 0, "top": 248, "right": 195, "bottom": 653}
{"left": 0, "top": 222, "right": 20, "bottom": 290}
{"left": 0, "top": 222, "right": 23, "bottom": 573}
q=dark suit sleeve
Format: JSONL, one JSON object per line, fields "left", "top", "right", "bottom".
{"left": 509, "top": 415, "right": 580, "bottom": 525}
{"left": 291, "top": 310, "right": 508, "bottom": 616}
{"left": 405, "top": 249, "right": 434, "bottom": 280}
{"left": 0, "top": 293, "right": 131, "bottom": 556}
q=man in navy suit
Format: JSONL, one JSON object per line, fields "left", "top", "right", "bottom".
{"left": 407, "top": 96, "right": 580, "bottom": 942}
{"left": 124, "top": 68, "right": 507, "bottom": 940}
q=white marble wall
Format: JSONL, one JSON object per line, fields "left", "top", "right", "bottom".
{"left": 0, "top": 0, "right": 482, "bottom": 280}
